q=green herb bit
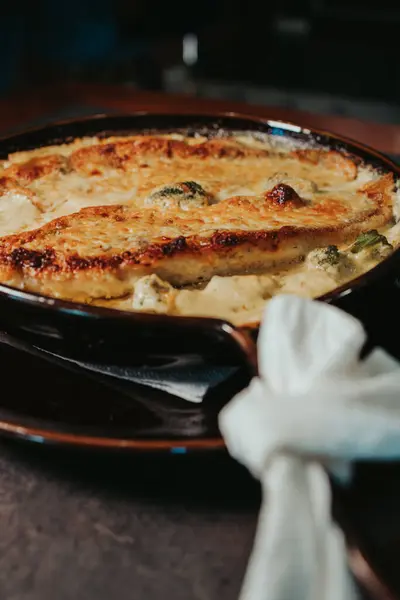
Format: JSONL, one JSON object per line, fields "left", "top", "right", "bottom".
{"left": 351, "top": 230, "right": 390, "bottom": 254}
{"left": 321, "top": 245, "right": 341, "bottom": 265}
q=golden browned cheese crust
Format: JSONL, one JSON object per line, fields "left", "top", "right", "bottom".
{"left": 290, "top": 149, "right": 359, "bottom": 180}
{"left": 0, "top": 137, "right": 357, "bottom": 203}
{"left": 0, "top": 154, "right": 68, "bottom": 185}
{"left": 0, "top": 170, "right": 393, "bottom": 302}
{"left": 0, "top": 135, "right": 286, "bottom": 227}
{"left": 1, "top": 137, "right": 268, "bottom": 182}
{"left": 69, "top": 137, "right": 268, "bottom": 173}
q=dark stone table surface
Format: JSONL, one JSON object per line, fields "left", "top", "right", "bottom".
{"left": 2, "top": 432, "right": 400, "bottom": 600}
{"left": 0, "top": 440, "right": 259, "bottom": 600}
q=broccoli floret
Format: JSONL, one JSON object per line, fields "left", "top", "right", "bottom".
{"left": 307, "top": 245, "right": 353, "bottom": 280}
{"left": 307, "top": 245, "right": 341, "bottom": 267}
{"left": 146, "top": 181, "right": 210, "bottom": 210}
{"left": 350, "top": 230, "right": 392, "bottom": 254}
{"left": 320, "top": 245, "right": 341, "bottom": 265}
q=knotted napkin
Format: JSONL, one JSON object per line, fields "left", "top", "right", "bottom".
{"left": 219, "top": 294, "right": 400, "bottom": 600}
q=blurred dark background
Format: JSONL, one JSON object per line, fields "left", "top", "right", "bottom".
{"left": 0, "top": 0, "right": 399, "bottom": 123}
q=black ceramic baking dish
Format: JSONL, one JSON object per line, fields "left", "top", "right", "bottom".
{"left": 0, "top": 111, "right": 399, "bottom": 370}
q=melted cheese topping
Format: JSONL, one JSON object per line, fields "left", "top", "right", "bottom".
{"left": 0, "top": 132, "right": 397, "bottom": 325}
{"left": 0, "top": 134, "right": 369, "bottom": 235}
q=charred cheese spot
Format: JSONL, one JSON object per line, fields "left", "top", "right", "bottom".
{"left": 265, "top": 184, "right": 306, "bottom": 208}
{"left": 265, "top": 172, "right": 317, "bottom": 200}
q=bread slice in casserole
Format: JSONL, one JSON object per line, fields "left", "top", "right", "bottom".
{"left": 0, "top": 172, "right": 393, "bottom": 303}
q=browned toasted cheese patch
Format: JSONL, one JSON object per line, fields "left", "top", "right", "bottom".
{"left": 68, "top": 137, "right": 269, "bottom": 176}
{"left": 1, "top": 155, "right": 68, "bottom": 185}
{"left": 291, "top": 149, "right": 358, "bottom": 181}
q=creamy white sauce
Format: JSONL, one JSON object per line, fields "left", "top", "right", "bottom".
{"left": 0, "top": 192, "right": 41, "bottom": 235}
{"left": 173, "top": 275, "right": 277, "bottom": 325}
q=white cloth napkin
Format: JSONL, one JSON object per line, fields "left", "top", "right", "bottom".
{"left": 219, "top": 294, "right": 400, "bottom": 600}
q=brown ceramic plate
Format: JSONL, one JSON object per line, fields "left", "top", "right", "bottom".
{"left": 0, "top": 331, "right": 248, "bottom": 452}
